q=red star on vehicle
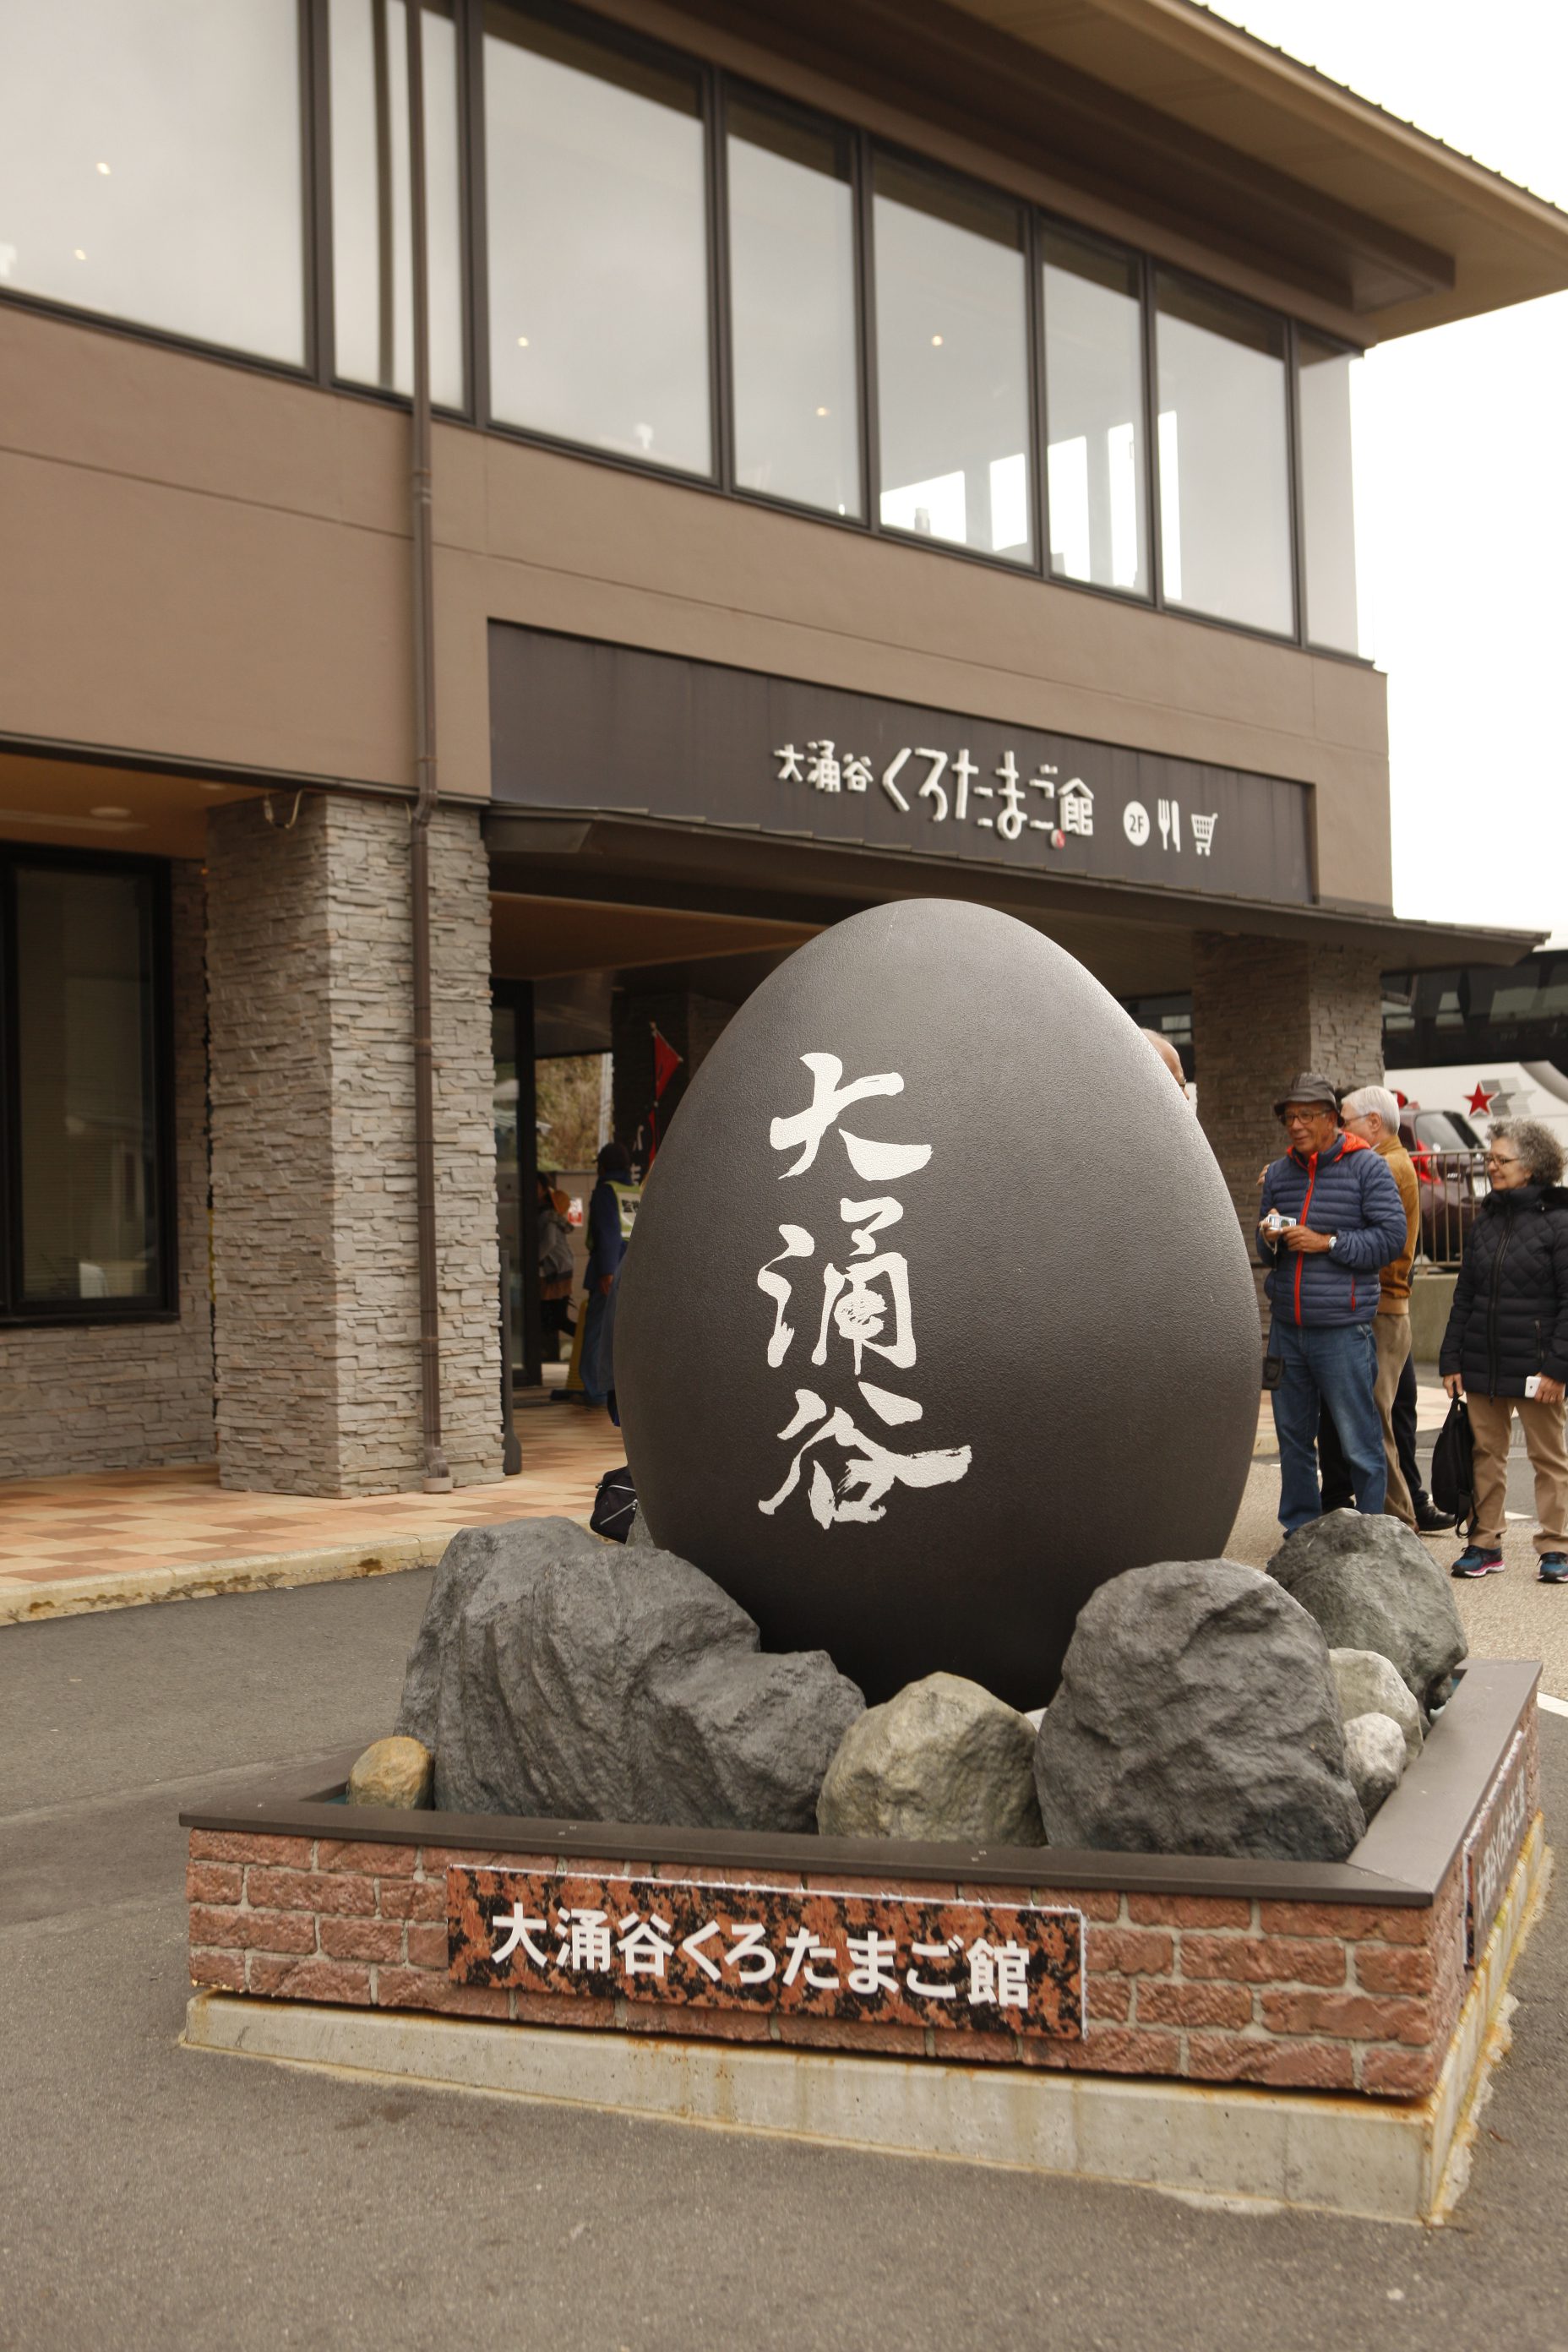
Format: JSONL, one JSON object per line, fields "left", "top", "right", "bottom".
{"left": 1466, "top": 1081, "right": 1494, "bottom": 1118}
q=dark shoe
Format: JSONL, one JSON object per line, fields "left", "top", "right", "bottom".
{"left": 1452, "top": 1546, "right": 1504, "bottom": 1579}
{"left": 1539, "top": 1554, "right": 1568, "bottom": 1585}
{"left": 1415, "top": 1500, "right": 1458, "bottom": 1534}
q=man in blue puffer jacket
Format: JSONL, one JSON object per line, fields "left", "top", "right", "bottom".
{"left": 1257, "top": 1071, "right": 1408, "bottom": 1534}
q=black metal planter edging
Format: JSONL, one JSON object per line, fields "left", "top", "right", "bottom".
{"left": 179, "top": 1660, "right": 1540, "bottom": 1912}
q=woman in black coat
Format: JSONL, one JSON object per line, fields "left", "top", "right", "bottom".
{"left": 1440, "top": 1119, "right": 1568, "bottom": 1582}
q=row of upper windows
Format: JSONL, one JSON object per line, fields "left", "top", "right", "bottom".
{"left": 0, "top": 0, "right": 1363, "bottom": 654}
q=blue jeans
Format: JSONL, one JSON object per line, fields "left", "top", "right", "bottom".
{"left": 580, "top": 1286, "right": 614, "bottom": 1405}
{"left": 1269, "top": 1319, "right": 1386, "bottom": 1534}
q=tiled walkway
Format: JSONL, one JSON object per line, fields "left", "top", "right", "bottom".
{"left": 0, "top": 1381, "right": 1456, "bottom": 1623}
{"left": 0, "top": 1407, "right": 627, "bottom": 1606}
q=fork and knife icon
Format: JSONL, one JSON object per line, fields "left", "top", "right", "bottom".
{"left": 1157, "top": 798, "right": 1181, "bottom": 851}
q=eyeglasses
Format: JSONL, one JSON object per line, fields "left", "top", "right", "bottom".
{"left": 1484, "top": 1152, "right": 1519, "bottom": 1168}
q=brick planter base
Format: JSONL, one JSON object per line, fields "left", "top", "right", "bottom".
{"left": 182, "top": 1661, "right": 1545, "bottom": 2214}
{"left": 190, "top": 1831, "right": 1487, "bottom": 2098}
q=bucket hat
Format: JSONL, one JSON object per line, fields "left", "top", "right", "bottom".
{"left": 1271, "top": 1070, "right": 1340, "bottom": 1119}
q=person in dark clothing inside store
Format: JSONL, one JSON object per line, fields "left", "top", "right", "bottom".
{"left": 1440, "top": 1118, "right": 1568, "bottom": 1582}
{"left": 536, "top": 1169, "right": 576, "bottom": 1361}
{"left": 580, "top": 1140, "right": 639, "bottom": 1407}
{"left": 1258, "top": 1072, "right": 1408, "bottom": 1536}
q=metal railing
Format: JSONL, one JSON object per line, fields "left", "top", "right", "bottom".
{"left": 1409, "top": 1146, "right": 1489, "bottom": 1271}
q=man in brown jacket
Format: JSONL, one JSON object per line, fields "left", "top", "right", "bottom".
{"left": 1341, "top": 1085, "right": 1419, "bottom": 1525}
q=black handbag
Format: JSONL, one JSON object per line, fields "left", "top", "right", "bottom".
{"left": 1429, "top": 1397, "right": 1477, "bottom": 1537}
{"left": 591, "top": 1463, "right": 638, "bottom": 1544}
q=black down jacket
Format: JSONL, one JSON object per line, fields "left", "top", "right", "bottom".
{"left": 1440, "top": 1184, "right": 1568, "bottom": 1398}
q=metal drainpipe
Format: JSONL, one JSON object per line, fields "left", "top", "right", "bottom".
{"left": 406, "top": 0, "right": 452, "bottom": 1492}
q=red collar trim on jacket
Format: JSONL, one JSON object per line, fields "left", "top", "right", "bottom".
{"left": 1288, "top": 1133, "right": 1369, "bottom": 1169}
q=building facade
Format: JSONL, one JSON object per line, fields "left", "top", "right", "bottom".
{"left": 2, "top": 0, "right": 1563, "bottom": 1491}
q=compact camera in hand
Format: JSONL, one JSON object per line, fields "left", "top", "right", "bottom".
{"left": 1264, "top": 1211, "right": 1297, "bottom": 1235}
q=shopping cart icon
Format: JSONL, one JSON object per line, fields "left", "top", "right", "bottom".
{"left": 1190, "top": 812, "right": 1218, "bottom": 858}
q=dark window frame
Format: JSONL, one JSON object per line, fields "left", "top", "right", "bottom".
{"left": 0, "top": 0, "right": 1373, "bottom": 663}
{"left": 1037, "top": 215, "right": 1157, "bottom": 609}
{"left": 0, "top": 847, "right": 179, "bottom": 1330}
{"left": 1293, "top": 318, "right": 1366, "bottom": 658}
{"left": 718, "top": 76, "right": 866, "bottom": 527}
{"left": 320, "top": 0, "right": 477, "bottom": 420}
{"left": 866, "top": 139, "right": 1037, "bottom": 570}
{"left": 471, "top": 1, "right": 1370, "bottom": 657}
{"left": 0, "top": 0, "right": 322, "bottom": 389}
{"left": 1148, "top": 262, "right": 1301, "bottom": 645}
{"left": 475, "top": 0, "right": 720, "bottom": 477}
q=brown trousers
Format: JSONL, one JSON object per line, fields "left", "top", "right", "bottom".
{"left": 1467, "top": 1391, "right": 1568, "bottom": 1554}
{"left": 1374, "top": 1313, "right": 1414, "bottom": 1528}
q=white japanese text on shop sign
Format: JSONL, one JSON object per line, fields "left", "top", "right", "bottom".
{"left": 448, "top": 1866, "right": 1085, "bottom": 2039}
{"left": 487, "top": 628, "right": 1314, "bottom": 908}
{"left": 771, "top": 741, "right": 1217, "bottom": 861}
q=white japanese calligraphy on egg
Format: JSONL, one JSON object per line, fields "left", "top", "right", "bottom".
{"left": 613, "top": 898, "right": 1261, "bottom": 1708}
{"left": 752, "top": 1051, "right": 972, "bottom": 1529}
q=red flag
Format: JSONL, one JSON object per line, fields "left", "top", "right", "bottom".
{"left": 651, "top": 1025, "right": 683, "bottom": 1102}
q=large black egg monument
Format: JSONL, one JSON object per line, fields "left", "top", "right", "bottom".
{"left": 615, "top": 901, "right": 1259, "bottom": 1710}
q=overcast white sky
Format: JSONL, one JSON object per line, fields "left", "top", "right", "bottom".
{"left": 1199, "top": 0, "right": 1568, "bottom": 944}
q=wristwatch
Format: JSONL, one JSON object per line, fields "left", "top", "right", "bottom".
{"left": 1326, "top": 1234, "right": 1339, "bottom": 1254}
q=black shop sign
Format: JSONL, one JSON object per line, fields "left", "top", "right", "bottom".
{"left": 488, "top": 625, "right": 1314, "bottom": 909}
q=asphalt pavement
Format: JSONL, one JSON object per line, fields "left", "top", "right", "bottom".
{"left": 2, "top": 1572, "right": 1567, "bottom": 2351}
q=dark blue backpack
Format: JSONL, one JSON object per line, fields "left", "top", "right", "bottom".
{"left": 1429, "top": 1399, "right": 1477, "bottom": 1538}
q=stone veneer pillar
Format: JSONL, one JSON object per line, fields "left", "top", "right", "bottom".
{"left": 206, "top": 794, "right": 498, "bottom": 1494}
{"left": 1192, "top": 933, "right": 1386, "bottom": 1249}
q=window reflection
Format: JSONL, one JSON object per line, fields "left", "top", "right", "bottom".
{"left": 1043, "top": 231, "right": 1147, "bottom": 597}
{"left": 1155, "top": 275, "right": 1293, "bottom": 635}
{"left": 485, "top": 8, "right": 711, "bottom": 475}
{"left": 329, "top": 0, "right": 466, "bottom": 409}
{"left": 874, "top": 162, "right": 1032, "bottom": 564}
{"left": 1298, "top": 333, "right": 1361, "bottom": 655}
{"left": 15, "top": 867, "right": 163, "bottom": 1306}
{"left": 0, "top": 0, "right": 1372, "bottom": 651}
{"left": 0, "top": 0, "right": 304, "bottom": 363}
{"left": 728, "top": 101, "right": 860, "bottom": 518}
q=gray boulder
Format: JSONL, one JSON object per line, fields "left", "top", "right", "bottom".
{"left": 817, "top": 1674, "right": 1045, "bottom": 1844}
{"left": 395, "top": 1516, "right": 863, "bottom": 1830}
{"left": 1342, "top": 1712, "right": 1407, "bottom": 1821}
{"left": 1330, "top": 1648, "right": 1424, "bottom": 1765}
{"left": 1269, "top": 1511, "right": 1467, "bottom": 1713}
{"left": 1034, "top": 1560, "right": 1365, "bottom": 1862}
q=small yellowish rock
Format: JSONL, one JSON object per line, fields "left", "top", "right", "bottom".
{"left": 347, "top": 1734, "right": 433, "bottom": 1809}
